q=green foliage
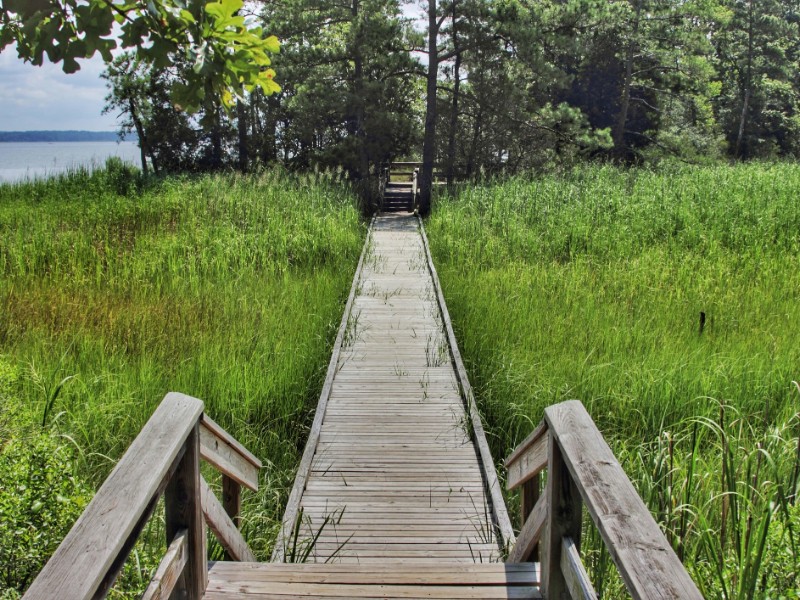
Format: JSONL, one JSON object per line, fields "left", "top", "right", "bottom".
{"left": 260, "top": 0, "right": 420, "bottom": 175}
{"left": 0, "top": 356, "right": 19, "bottom": 439}
{"left": 763, "top": 502, "right": 800, "bottom": 597}
{"left": 713, "top": 0, "right": 800, "bottom": 158}
{"left": 0, "top": 0, "right": 280, "bottom": 113}
{"left": 0, "top": 434, "right": 91, "bottom": 594}
{"left": 98, "top": 156, "right": 143, "bottom": 195}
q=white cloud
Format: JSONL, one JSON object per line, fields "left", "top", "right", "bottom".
{"left": 0, "top": 51, "right": 119, "bottom": 131}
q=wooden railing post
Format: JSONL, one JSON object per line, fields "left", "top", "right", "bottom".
{"left": 540, "top": 432, "right": 582, "bottom": 600}
{"left": 222, "top": 475, "right": 241, "bottom": 561}
{"left": 222, "top": 476, "right": 241, "bottom": 527}
{"left": 520, "top": 477, "right": 538, "bottom": 525}
{"left": 519, "top": 475, "right": 540, "bottom": 560}
{"left": 412, "top": 168, "right": 419, "bottom": 211}
{"left": 23, "top": 393, "right": 263, "bottom": 599}
{"left": 165, "top": 422, "right": 207, "bottom": 599}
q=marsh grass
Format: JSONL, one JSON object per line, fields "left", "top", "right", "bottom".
{"left": 0, "top": 165, "right": 365, "bottom": 595}
{"left": 427, "top": 162, "right": 800, "bottom": 598}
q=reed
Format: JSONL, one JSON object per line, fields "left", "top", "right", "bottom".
{"left": 0, "top": 164, "right": 365, "bottom": 596}
{"left": 427, "top": 162, "right": 800, "bottom": 598}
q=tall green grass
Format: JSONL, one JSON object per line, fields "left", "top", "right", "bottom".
{"left": 427, "top": 163, "right": 800, "bottom": 598}
{"left": 0, "top": 164, "right": 365, "bottom": 595}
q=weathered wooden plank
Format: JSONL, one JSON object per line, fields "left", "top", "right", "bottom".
{"left": 23, "top": 392, "right": 204, "bottom": 600}
{"left": 280, "top": 215, "right": 509, "bottom": 564}
{"left": 207, "top": 560, "right": 540, "bottom": 583}
{"left": 308, "top": 529, "right": 494, "bottom": 538}
{"left": 304, "top": 482, "right": 486, "bottom": 490}
{"left": 165, "top": 421, "right": 207, "bottom": 598}
{"left": 304, "top": 508, "right": 490, "bottom": 531}
{"left": 222, "top": 475, "right": 241, "bottom": 529}
{"left": 544, "top": 400, "right": 703, "bottom": 599}
{"left": 307, "top": 526, "right": 497, "bottom": 534}
{"left": 140, "top": 530, "right": 187, "bottom": 600}
{"left": 539, "top": 425, "right": 581, "bottom": 600}
{"left": 296, "top": 506, "right": 487, "bottom": 513}
{"left": 518, "top": 474, "right": 540, "bottom": 562}
{"left": 508, "top": 491, "right": 547, "bottom": 563}
{"left": 417, "top": 217, "right": 514, "bottom": 548}
{"left": 308, "top": 542, "right": 499, "bottom": 550}
{"left": 205, "top": 586, "right": 540, "bottom": 600}
{"left": 200, "top": 419, "right": 259, "bottom": 492}
{"left": 200, "top": 475, "right": 256, "bottom": 562}
{"left": 310, "top": 470, "right": 483, "bottom": 476}
{"left": 201, "top": 414, "right": 261, "bottom": 468}
{"left": 505, "top": 421, "right": 548, "bottom": 491}
{"left": 561, "top": 536, "right": 598, "bottom": 600}
{"left": 269, "top": 557, "right": 500, "bottom": 565}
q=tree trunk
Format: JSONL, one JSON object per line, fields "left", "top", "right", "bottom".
{"left": 211, "top": 104, "right": 223, "bottom": 170}
{"left": 237, "top": 93, "right": 248, "bottom": 172}
{"left": 734, "top": 0, "right": 754, "bottom": 159}
{"left": 466, "top": 107, "right": 481, "bottom": 179}
{"left": 446, "top": 1, "right": 460, "bottom": 188}
{"left": 128, "top": 97, "right": 149, "bottom": 176}
{"left": 265, "top": 95, "right": 279, "bottom": 164}
{"left": 352, "top": 0, "right": 370, "bottom": 182}
{"left": 419, "top": 0, "right": 439, "bottom": 216}
{"left": 735, "top": 89, "right": 750, "bottom": 159}
{"left": 613, "top": 0, "right": 641, "bottom": 157}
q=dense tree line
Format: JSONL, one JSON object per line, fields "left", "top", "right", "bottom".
{"left": 102, "top": 0, "right": 800, "bottom": 196}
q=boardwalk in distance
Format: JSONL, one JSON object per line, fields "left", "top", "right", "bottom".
{"left": 274, "top": 213, "right": 508, "bottom": 564}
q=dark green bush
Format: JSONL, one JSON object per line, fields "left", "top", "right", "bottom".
{"left": 100, "top": 156, "right": 142, "bottom": 196}
{"left": 0, "top": 434, "right": 91, "bottom": 594}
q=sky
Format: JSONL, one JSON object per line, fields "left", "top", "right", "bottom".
{"left": 0, "top": 51, "right": 119, "bottom": 131}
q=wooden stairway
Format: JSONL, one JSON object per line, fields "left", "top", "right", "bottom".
{"left": 382, "top": 181, "right": 414, "bottom": 212}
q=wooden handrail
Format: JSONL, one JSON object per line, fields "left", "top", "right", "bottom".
{"left": 505, "top": 400, "right": 703, "bottom": 600}
{"left": 24, "top": 392, "right": 260, "bottom": 600}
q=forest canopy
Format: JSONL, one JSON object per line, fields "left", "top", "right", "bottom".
{"left": 3, "top": 0, "right": 799, "bottom": 179}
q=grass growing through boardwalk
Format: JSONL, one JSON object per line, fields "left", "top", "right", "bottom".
{"left": 0, "top": 164, "right": 365, "bottom": 596}
{"left": 427, "top": 163, "right": 800, "bottom": 598}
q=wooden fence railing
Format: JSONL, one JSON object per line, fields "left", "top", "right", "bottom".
{"left": 505, "top": 400, "right": 703, "bottom": 600}
{"left": 23, "top": 392, "right": 261, "bottom": 600}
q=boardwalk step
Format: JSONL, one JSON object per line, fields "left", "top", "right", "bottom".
{"left": 204, "top": 562, "right": 542, "bottom": 599}
{"left": 383, "top": 179, "right": 414, "bottom": 212}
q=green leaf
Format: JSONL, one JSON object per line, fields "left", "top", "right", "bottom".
{"left": 264, "top": 35, "right": 280, "bottom": 54}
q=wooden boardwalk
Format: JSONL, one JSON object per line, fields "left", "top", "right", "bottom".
{"left": 274, "top": 213, "right": 511, "bottom": 564}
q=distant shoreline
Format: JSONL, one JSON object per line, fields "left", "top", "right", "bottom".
{"left": 0, "top": 131, "right": 137, "bottom": 143}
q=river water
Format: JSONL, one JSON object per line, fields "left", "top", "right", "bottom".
{"left": 0, "top": 141, "right": 141, "bottom": 183}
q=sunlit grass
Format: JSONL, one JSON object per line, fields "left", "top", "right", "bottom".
{"left": 0, "top": 165, "right": 365, "bottom": 595}
{"left": 427, "top": 162, "right": 800, "bottom": 598}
